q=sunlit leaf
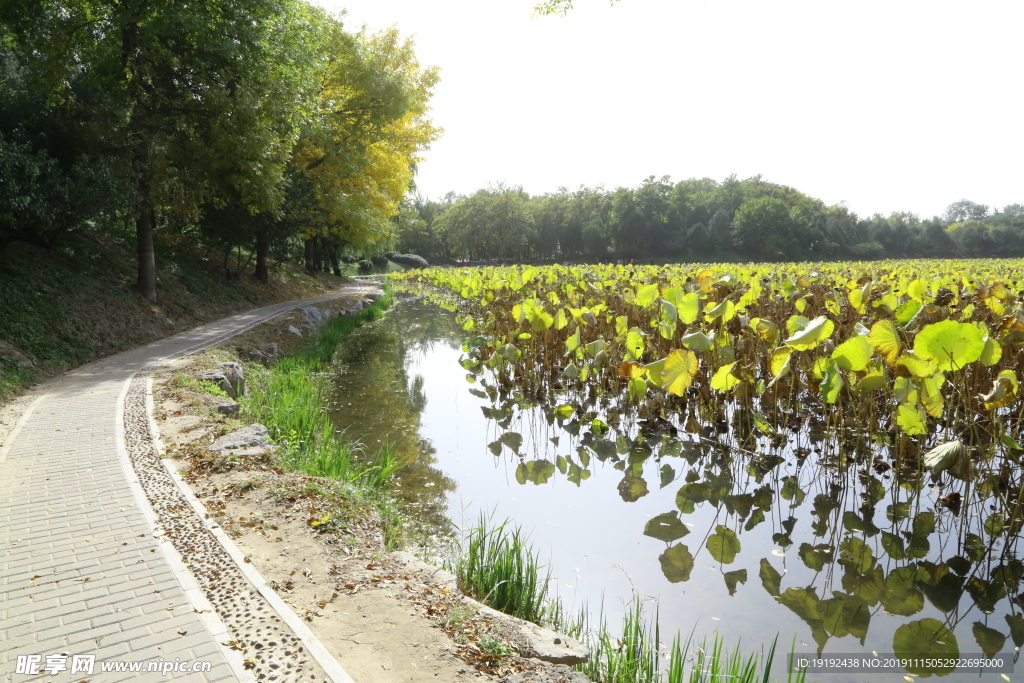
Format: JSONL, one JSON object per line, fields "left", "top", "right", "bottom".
{"left": 680, "top": 330, "right": 714, "bottom": 352}
{"left": 914, "top": 320, "right": 985, "bottom": 371}
{"left": 832, "top": 335, "right": 873, "bottom": 372}
{"left": 661, "top": 350, "right": 698, "bottom": 396}
{"left": 711, "top": 362, "right": 741, "bottom": 392}
{"left": 784, "top": 316, "right": 834, "bottom": 351}
{"left": 870, "top": 320, "right": 903, "bottom": 364}
{"left": 896, "top": 404, "right": 927, "bottom": 436}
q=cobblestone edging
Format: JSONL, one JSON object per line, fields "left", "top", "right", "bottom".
{"left": 122, "top": 375, "right": 325, "bottom": 683}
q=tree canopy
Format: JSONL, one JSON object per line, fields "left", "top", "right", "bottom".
{"left": 0, "top": 1, "right": 439, "bottom": 294}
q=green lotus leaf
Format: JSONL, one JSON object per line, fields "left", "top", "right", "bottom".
{"left": 914, "top": 319, "right": 985, "bottom": 371}
{"left": 831, "top": 335, "right": 874, "bottom": 371}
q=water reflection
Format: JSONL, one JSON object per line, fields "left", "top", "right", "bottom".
{"left": 326, "top": 294, "right": 459, "bottom": 533}
{"left": 327, "top": 293, "right": 1024, "bottom": 680}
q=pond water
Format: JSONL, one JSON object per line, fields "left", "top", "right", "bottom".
{"left": 326, "top": 292, "right": 1023, "bottom": 681}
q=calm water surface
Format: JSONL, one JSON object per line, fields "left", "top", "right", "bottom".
{"left": 326, "top": 293, "right": 1022, "bottom": 682}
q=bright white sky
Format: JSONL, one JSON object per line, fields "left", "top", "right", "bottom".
{"left": 315, "top": 0, "right": 1023, "bottom": 221}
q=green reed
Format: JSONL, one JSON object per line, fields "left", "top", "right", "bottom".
{"left": 450, "top": 512, "right": 550, "bottom": 624}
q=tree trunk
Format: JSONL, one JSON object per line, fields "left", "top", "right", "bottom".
{"left": 304, "top": 237, "right": 316, "bottom": 275}
{"left": 136, "top": 191, "right": 157, "bottom": 301}
{"left": 329, "top": 246, "right": 341, "bottom": 276}
{"left": 255, "top": 229, "right": 269, "bottom": 283}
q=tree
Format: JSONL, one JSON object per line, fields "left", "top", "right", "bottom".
{"left": 3, "top": 0, "right": 307, "bottom": 299}
{"left": 944, "top": 199, "right": 989, "bottom": 223}
{"left": 287, "top": 21, "right": 441, "bottom": 272}
{"left": 732, "top": 196, "right": 812, "bottom": 259}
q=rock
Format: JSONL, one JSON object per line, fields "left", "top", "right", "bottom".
{"left": 198, "top": 370, "right": 232, "bottom": 396}
{"left": 501, "top": 665, "right": 590, "bottom": 683}
{"left": 220, "top": 362, "right": 245, "bottom": 398}
{"left": 504, "top": 620, "right": 589, "bottom": 666}
{"left": 216, "top": 402, "right": 240, "bottom": 418}
{"left": 210, "top": 424, "right": 274, "bottom": 458}
{"left": 366, "top": 290, "right": 383, "bottom": 300}
{"left": 301, "top": 306, "right": 338, "bottom": 329}
{"left": 348, "top": 300, "right": 365, "bottom": 314}
{"left": 263, "top": 343, "right": 280, "bottom": 358}
{"left": 288, "top": 325, "right": 303, "bottom": 337}
{"left": 388, "top": 253, "right": 428, "bottom": 269}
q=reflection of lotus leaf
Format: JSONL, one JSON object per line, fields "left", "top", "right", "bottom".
{"left": 966, "top": 577, "right": 1006, "bottom": 613}
{"left": 1005, "top": 613, "right": 1024, "bottom": 648}
{"left": 643, "top": 512, "right": 690, "bottom": 542}
{"left": 881, "top": 567, "right": 924, "bottom": 617}
{"left": 839, "top": 537, "right": 875, "bottom": 574}
{"left": 972, "top": 621, "right": 1006, "bottom": 657}
{"left": 799, "top": 543, "right": 833, "bottom": 572}
{"left": 723, "top": 569, "right": 747, "bottom": 596}
{"left": 514, "top": 459, "right": 555, "bottom": 485}
{"left": 820, "top": 592, "right": 870, "bottom": 639}
{"left": 759, "top": 559, "right": 782, "bottom": 597}
{"left": 659, "top": 544, "right": 694, "bottom": 583}
{"left": 617, "top": 474, "right": 649, "bottom": 502}
{"left": 841, "top": 565, "right": 884, "bottom": 606}
{"left": 892, "top": 618, "right": 958, "bottom": 677}
{"left": 707, "top": 525, "right": 740, "bottom": 564}
{"left": 499, "top": 431, "right": 523, "bottom": 454}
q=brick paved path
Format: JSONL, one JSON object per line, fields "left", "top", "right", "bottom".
{"left": 0, "top": 289, "right": 365, "bottom": 683}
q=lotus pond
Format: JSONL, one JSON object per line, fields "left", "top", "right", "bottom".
{"left": 328, "top": 261, "right": 1024, "bottom": 682}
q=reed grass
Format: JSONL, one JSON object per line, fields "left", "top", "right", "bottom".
{"left": 450, "top": 512, "right": 550, "bottom": 624}
{"left": 455, "top": 515, "right": 807, "bottom": 683}
{"left": 242, "top": 287, "right": 398, "bottom": 488}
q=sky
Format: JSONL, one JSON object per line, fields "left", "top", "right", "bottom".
{"left": 315, "top": 0, "right": 1023, "bottom": 220}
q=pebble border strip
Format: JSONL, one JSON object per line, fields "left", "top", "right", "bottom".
{"left": 123, "top": 374, "right": 325, "bottom": 682}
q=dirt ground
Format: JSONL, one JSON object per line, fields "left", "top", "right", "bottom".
{"left": 151, "top": 301, "right": 584, "bottom": 683}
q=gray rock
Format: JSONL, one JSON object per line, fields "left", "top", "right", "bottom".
{"left": 348, "top": 300, "right": 365, "bottom": 313}
{"left": 216, "top": 401, "right": 240, "bottom": 418}
{"left": 220, "top": 362, "right": 245, "bottom": 398}
{"left": 366, "top": 290, "right": 383, "bottom": 300}
{"left": 210, "top": 424, "right": 274, "bottom": 458}
{"left": 510, "top": 621, "right": 589, "bottom": 666}
{"left": 501, "top": 665, "right": 590, "bottom": 683}
{"left": 388, "top": 253, "right": 428, "bottom": 269}
{"left": 263, "top": 343, "right": 280, "bottom": 358}
{"left": 198, "top": 370, "right": 232, "bottom": 396}
{"left": 287, "top": 325, "right": 303, "bottom": 337}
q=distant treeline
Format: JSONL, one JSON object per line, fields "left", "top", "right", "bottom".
{"left": 394, "top": 176, "right": 1021, "bottom": 263}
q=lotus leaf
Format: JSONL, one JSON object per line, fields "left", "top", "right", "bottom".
{"left": 659, "top": 543, "right": 694, "bottom": 583}
{"left": 923, "top": 440, "right": 970, "bottom": 480}
{"left": 643, "top": 512, "right": 690, "bottom": 542}
{"left": 707, "top": 525, "right": 741, "bottom": 564}
{"left": 892, "top": 619, "right": 958, "bottom": 676}
{"left": 914, "top": 319, "right": 985, "bottom": 371}
{"left": 661, "top": 350, "right": 698, "bottom": 396}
